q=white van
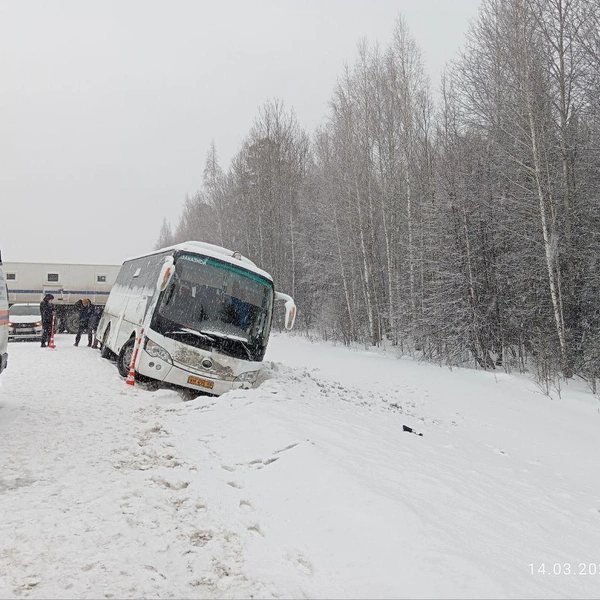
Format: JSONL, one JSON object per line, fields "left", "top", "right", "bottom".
{"left": 0, "top": 252, "right": 9, "bottom": 375}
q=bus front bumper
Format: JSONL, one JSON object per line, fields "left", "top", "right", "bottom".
{"left": 137, "top": 349, "right": 256, "bottom": 396}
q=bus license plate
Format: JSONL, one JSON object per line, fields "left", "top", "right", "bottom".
{"left": 187, "top": 375, "right": 214, "bottom": 389}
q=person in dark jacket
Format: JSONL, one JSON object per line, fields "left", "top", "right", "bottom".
{"left": 40, "top": 293, "right": 55, "bottom": 348}
{"left": 74, "top": 298, "right": 94, "bottom": 347}
{"left": 88, "top": 306, "right": 103, "bottom": 349}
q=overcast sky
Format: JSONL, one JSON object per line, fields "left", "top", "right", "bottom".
{"left": 1, "top": 0, "right": 480, "bottom": 266}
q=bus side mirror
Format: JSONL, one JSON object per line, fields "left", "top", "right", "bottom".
{"left": 157, "top": 257, "right": 175, "bottom": 292}
{"left": 285, "top": 302, "right": 296, "bottom": 330}
{"left": 275, "top": 291, "right": 296, "bottom": 330}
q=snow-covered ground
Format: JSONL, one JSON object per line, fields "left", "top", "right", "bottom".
{"left": 1, "top": 333, "right": 599, "bottom": 599}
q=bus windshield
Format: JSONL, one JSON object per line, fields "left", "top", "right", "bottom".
{"left": 155, "top": 253, "right": 274, "bottom": 358}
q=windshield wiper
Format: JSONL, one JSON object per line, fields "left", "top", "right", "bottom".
{"left": 199, "top": 329, "right": 253, "bottom": 360}
{"left": 239, "top": 339, "right": 253, "bottom": 360}
{"left": 199, "top": 329, "right": 249, "bottom": 343}
{"left": 167, "top": 328, "right": 215, "bottom": 341}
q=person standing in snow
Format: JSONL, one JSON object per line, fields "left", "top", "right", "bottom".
{"left": 88, "top": 306, "right": 102, "bottom": 349}
{"left": 73, "top": 298, "right": 94, "bottom": 347}
{"left": 40, "top": 293, "right": 55, "bottom": 348}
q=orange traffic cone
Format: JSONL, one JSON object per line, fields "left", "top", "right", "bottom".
{"left": 48, "top": 314, "right": 56, "bottom": 349}
{"left": 125, "top": 364, "right": 136, "bottom": 386}
{"left": 125, "top": 328, "right": 144, "bottom": 386}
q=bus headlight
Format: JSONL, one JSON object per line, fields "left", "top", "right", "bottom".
{"left": 145, "top": 339, "right": 173, "bottom": 364}
{"left": 234, "top": 370, "right": 259, "bottom": 384}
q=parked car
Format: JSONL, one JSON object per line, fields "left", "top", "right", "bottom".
{"left": 8, "top": 303, "right": 43, "bottom": 341}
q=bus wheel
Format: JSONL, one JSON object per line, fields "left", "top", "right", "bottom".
{"left": 117, "top": 338, "right": 136, "bottom": 377}
{"left": 100, "top": 326, "right": 112, "bottom": 359}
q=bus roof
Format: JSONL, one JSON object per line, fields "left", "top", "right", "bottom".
{"left": 125, "top": 241, "right": 274, "bottom": 282}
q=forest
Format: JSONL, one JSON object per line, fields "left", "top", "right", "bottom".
{"left": 155, "top": 0, "right": 600, "bottom": 394}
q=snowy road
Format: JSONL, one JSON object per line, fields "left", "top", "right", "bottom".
{"left": 1, "top": 334, "right": 599, "bottom": 599}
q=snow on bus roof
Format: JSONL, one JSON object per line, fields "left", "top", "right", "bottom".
{"left": 124, "top": 241, "right": 274, "bottom": 282}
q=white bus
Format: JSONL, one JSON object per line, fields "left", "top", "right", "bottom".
{"left": 97, "top": 241, "right": 296, "bottom": 396}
